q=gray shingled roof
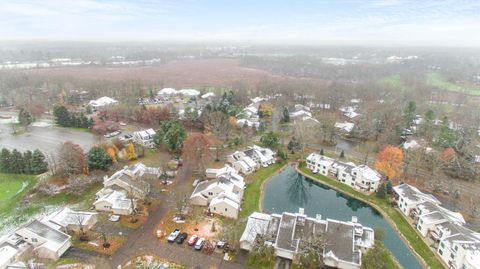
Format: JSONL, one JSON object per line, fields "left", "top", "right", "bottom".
{"left": 325, "top": 220, "right": 358, "bottom": 264}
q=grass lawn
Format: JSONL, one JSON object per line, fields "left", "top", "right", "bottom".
{"left": 0, "top": 179, "right": 102, "bottom": 232}
{"left": 298, "top": 163, "right": 445, "bottom": 269}
{"left": 426, "top": 72, "right": 480, "bottom": 96}
{"left": 240, "top": 161, "right": 287, "bottom": 220}
{"left": 0, "top": 173, "right": 36, "bottom": 219}
{"left": 379, "top": 74, "right": 410, "bottom": 92}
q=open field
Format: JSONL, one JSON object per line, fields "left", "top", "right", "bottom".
{"left": 426, "top": 72, "right": 480, "bottom": 96}
{"left": 5, "top": 58, "right": 274, "bottom": 87}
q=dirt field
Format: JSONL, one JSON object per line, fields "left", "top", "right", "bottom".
{"left": 8, "top": 58, "right": 274, "bottom": 87}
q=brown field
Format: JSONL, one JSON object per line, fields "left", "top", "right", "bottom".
{"left": 8, "top": 58, "right": 275, "bottom": 87}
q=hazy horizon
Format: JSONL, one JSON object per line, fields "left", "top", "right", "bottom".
{"left": 1, "top": 0, "right": 480, "bottom": 47}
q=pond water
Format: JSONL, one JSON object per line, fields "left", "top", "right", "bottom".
{"left": 0, "top": 122, "right": 99, "bottom": 155}
{"left": 263, "top": 166, "right": 424, "bottom": 269}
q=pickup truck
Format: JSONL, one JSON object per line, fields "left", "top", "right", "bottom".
{"left": 167, "top": 229, "right": 180, "bottom": 243}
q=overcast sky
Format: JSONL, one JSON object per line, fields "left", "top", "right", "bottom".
{"left": 0, "top": 0, "right": 479, "bottom": 46}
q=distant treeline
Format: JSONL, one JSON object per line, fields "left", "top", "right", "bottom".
{"left": 0, "top": 148, "right": 49, "bottom": 174}
{"left": 53, "top": 105, "right": 93, "bottom": 128}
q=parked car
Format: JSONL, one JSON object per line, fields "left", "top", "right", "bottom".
{"left": 119, "top": 134, "right": 133, "bottom": 141}
{"left": 167, "top": 229, "right": 180, "bottom": 243}
{"left": 194, "top": 237, "right": 205, "bottom": 250}
{"left": 187, "top": 235, "right": 199, "bottom": 246}
{"left": 108, "top": 215, "right": 120, "bottom": 222}
{"left": 175, "top": 233, "right": 188, "bottom": 244}
{"left": 216, "top": 240, "right": 227, "bottom": 248}
{"left": 104, "top": 130, "right": 121, "bottom": 138}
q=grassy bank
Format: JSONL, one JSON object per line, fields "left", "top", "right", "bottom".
{"left": 0, "top": 173, "right": 36, "bottom": 215}
{"left": 240, "top": 161, "right": 287, "bottom": 220}
{"left": 362, "top": 240, "right": 403, "bottom": 269}
{"left": 298, "top": 163, "right": 445, "bottom": 269}
{"left": 426, "top": 72, "right": 480, "bottom": 96}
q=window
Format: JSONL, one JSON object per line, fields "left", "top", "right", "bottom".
{"left": 454, "top": 245, "right": 458, "bottom": 251}
{"left": 213, "top": 207, "right": 216, "bottom": 210}
{"left": 439, "top": 249, "right": 443, "bottom": 255}
{"left": 32, "top": 238, "right": 38, "bottom": 243}
{"left": 450, "top": 253, "right": 454, "bottom": 259}
{"left": 440, "top": 242, "right": 445, "bottom": 249}
{"left": 208, "top": 192, "right": 213, "bottom": 196}
{"left": 225, "top": 208, "right": 228, "bottom": 212}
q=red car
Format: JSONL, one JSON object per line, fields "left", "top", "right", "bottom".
{"left": 187, "top": 235, "right": 199, "bottom": 246}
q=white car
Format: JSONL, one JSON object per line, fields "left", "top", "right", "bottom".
{"left": 167, "top": 229, "right": 180, "bottom": 243}
{"left": 108, "top": 215, "right": 120, "bottom": 222}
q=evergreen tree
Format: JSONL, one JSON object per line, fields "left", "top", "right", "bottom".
{"left": 385, "top": 181, "right": 393, "bottom": 194}
{"left": 320, "top": 148, "right": 324, "bottom": 156}
{"left": 31, "top": 149, "right": 48, "bottom": 174}
{"left": 88, "top": 146, "right": 113, "bottom": 170}
{"left": 287, "top": 137, "right": 301, "bottom": 153}
{"left": 340, "top": 150, "right": 345, "bottom": 158}
{"left": 376, "top": 183, "right": 387, "bottom": 199}
{"left": 22, "top": 150, "right": 33, "bottom": 174}
{"left": 10, "top": 149, "right": 24, "bottom": 173}
{"left": 404, "top": 101, "right": 416, "bottom": 128}
{"left": 281, "top": 107, "right": 290, "bottom": 123}
{"left": 18, "top": 108, "right": 34, "bottom": 128}
{"left": 437, "top": 116, "right": 456, "bottom": 148}
{"left": 260, "top": 131, "right": 280, "bottom": 149}
{"left": 0, "top": 148, "right": 11, "bottom": 173}
{"left": 153, "top": 121, "right": 187, "bottom": 152}
{"left": 53, "top": 105, "right": 72, "bottom": 127}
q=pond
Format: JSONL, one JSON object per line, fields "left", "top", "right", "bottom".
{"left": 262, "top": 166, "right": 424, "bottom": 269}
{"left": 0, "top": 121, "right": 99, "bottom": 155}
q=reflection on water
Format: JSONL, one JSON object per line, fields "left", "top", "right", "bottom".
{"left": 263, "top": 166, "right": 424, "bottom": 269}
{"left": 287, "top": 172, "right": 311, "bottom": 205}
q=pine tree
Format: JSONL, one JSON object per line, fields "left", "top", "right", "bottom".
{"left": 320, "top": 148, "right": 324, "bottom": 156}
{"left": 10, "top": 149, "right": 24, "bottom": 173}
{"left": 376, "top": 183, "right": 387, "bottom": 199}
{"left": 88, "top": 146, "right": 113, "bottom": 170}
{"left": 0, "top": 148, "right": 11, "bottom": 173}
{"left": 31, "top": 149, "right": 48, "bottom": 174}
{"left": 18, "top": 108, "right": 34, "bottom": 128}
{"left": 281, "top": 107, "right": 290, "bottom": 123}
{"left": 340, "top": 150, "right": 345, "bottom": 158}
{"left": 22, "top": 150, "right": 33, "bottom": 174}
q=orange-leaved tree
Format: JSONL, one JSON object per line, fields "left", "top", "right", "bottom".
{"left": 374, "top": 145, "right": 404, "bottom": 180}
{"left": 181, "top": 133, "right": 211, "bottom": 176}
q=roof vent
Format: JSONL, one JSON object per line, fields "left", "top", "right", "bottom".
{"left": 351, "top": 216, "right": 358, "bottom": 223}
{"left": 298, "top": 208, "right": 305, "bottom": 215}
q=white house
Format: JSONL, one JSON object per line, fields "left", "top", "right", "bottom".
{"left": 437, "top": 225, "right": 480, "bottom": 269}
{"left": 205, "top": 165, "right": 238, "bottom": 179}
{"left": 88, "top": 96, "right": 118, "bottom": 112}
{"left": 157, "top": 88, "right": 178, "bottom": 97}
{"left": 94, "top": 189, "right": 135, "bottom": 216}
{"left": 209, "top": 192, "right": 241, "bottom": 219}
{"left": 41, "top": 208, "right": 98, "bottom": 233}
{"left": 103, "top": 166, "right": 151, "bottom": 199}
{"left": 306, "top": 153, "right": 381, "bottom": 192}
{"left": 240, "top": 209, "right": 374, "bottom": 269}
{"left": 227, "top": 151, "right": 258, "bottom": 175}
{"left": 415, "top": 201, "right": 466, "bottom": 238}
{"left": 132, "top": 128, "right": 156, "bottom": 148}
{"left": 178, "top": 89, "right": 200, "bottom": 97}
{"left": 335, "top": 122, "right": 355, "bottom": 133}
{"left": 244, "top": 145, "right": 276, "bottom": 167}
{"left": 190, "top": 168, "right": 245, "bottom": 219}
{"left": 15, "top": 220, "right": 71, "bottom": 261}
{"left": 393, "top": 184, "right": 441, "bottom": 217}
{"left": 201, "top": 92, "right": 215, "bottom": 99}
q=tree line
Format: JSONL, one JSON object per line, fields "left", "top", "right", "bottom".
{"left": 53, "top": 105, "right": 93, "bottom": 128}
{"left": 0, "top": 148, "right": 48, "bottom": 174}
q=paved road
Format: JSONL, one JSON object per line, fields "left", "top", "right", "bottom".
{"left": 67, "top": 167, "right": 252, "bottom": 269}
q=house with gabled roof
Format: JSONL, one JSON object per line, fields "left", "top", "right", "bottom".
{"left": 14, "top": 220, "right": 71, "bottom": 261}
{"left": 88, "top": 96, "right": 118, "bottom": 112}
{"left": 94, "top": 189, "right": 135, "bottom": 216}
{"left": 306, "top": 153, "right": 381, "bottom": 192}
{"left": 102, "top": 163, "right": 153, "bottom": 199}
{"left": 393, "top": 183, "right": 441, "bottom": 217}
{"left": 40, "top": 207, "right": 98, "bottom": 233}
{"left": 190, "top": 166, "right": 245, "bottom": 219}
{"left": 240, "top": 208, "right": 374, "bottom": 269}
